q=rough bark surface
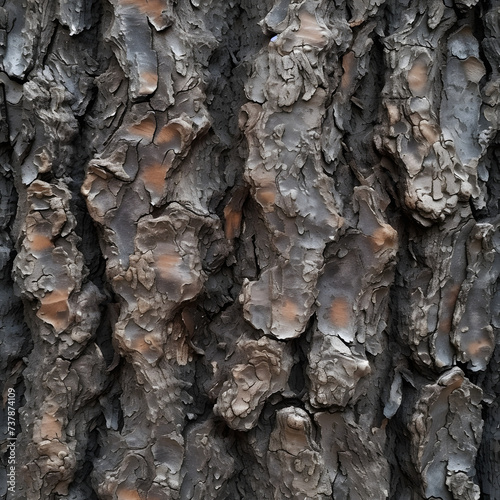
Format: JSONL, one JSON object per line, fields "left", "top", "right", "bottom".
{"left": 1, "top": 0, "right": 500, "bottom": 499}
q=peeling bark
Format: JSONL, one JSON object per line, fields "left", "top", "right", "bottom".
{"left": 1, "top": 0, "right": 500, "bottom": 499}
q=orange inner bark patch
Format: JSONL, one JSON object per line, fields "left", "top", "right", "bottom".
{"left": 127, "top": 115, "right": 156, "bottom": 141}
{"left": 129, "top": 334, "right": 162, "bottom": 361}
{"left": 438, "top": 284, "right": 461, "bottom": 332}
{"left": 340, "top": 51, "right": 356, "bottom": 91}
{"left": 419, "top": 120, "right": 440, "bottom": 144}
{"left": 140, "top": 162, "right": 168, "bottom": 194}
{"left": 386, "top": 104, "right": 400, "bottom": 125}
{"left": 370, "top": 224, "right": 397, "bottom": 250}
{"left": 139, "top": 71, "right": 158, "bottom": 94}
{"left": 120, "top": 322, "right": 159, "bottom": 360}
{"left": 330, "top": 297, "right": 350, "bottom": 328}
{"left": 28, "top": 233, "right": 54, "bottom": 252}
{"left": 116, "top": 488, "right": 142, "bottom": 500}
{"left": 296, "top": 11, "right": 327, "bottom": 46}
{"left": 120, "top": 0, "right": 165, "bottom": 19}
{"left": 281, "top": 299, "right": 298, "bottom": 321}
{"left": 40, "top": 412, "right": 62, "bottom": 440}
{"left": 255, "top": 186, "right": 275, "bottom": 209}
{"left": 154, "top": 123, "right": 183, "bottom": 151}
{"left": 156, "top": 253, "right": 182, "bottom": 280}
{"left": 465, "top": 338, "right": 493, "bottom": 357}
{"left": 223, "top": 205, "right": 242, "bottom": 239}
{"left": 462, "top": 57, "right": 486, "bottom": 84}
{"left": 37, "top": 289, "right": 70, "bottom": 332}
{"left": 408, "top": 59, "right": 428, "bottom": 93}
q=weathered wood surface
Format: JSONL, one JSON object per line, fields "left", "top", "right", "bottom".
{"left": 1, "top": 0, "right": 500, "bottom": 498}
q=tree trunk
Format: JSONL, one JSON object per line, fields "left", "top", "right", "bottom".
{"left": 1, "top": 0, "right": 500, "bottom": 498}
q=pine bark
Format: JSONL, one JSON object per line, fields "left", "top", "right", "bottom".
{"left": 1, "top": 0, "right": 500, "bottom": 499}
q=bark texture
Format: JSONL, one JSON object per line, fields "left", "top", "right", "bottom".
{"left": 1, "top": 0, "right": 500, "bottom": 499}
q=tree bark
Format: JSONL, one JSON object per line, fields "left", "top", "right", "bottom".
{"left": 1, "top": 0, "right": 500, "bottom": 499}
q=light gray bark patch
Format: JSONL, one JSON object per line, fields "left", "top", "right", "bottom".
{"left": 267, "top": 406, "right": 331, "bottom": 499}
{"left": 307, "top": 186, "right": 397, "bottom": 408}
{"left": 440, "top": 26, "right": 485, "bottom": 188}
{"left": 408, "top": 368, "right": 483, "bottom": 500}
{"left": 394, "top": 208, "right": 499, "bottom": 373}
{"left": 238, "top": 0, "right": 353, "bottom": 341}
{"left": 57, "top": 0, "right": 93, "bottom": 36}
{"left": 240, "top": 94, "right": 342, "bottom": 340}
{"left": 315, "top": 409, "right": 390, "bottom": 499}
{"left": 106, "top": 0, "right": 159, "bottom": 99}
{"left": 2, "top": 0, "right": 56, "bottom": 79}
{"left": 451, "top": 222, "right": 499, "bottom": 371}
{"left": 377, "top": 4, "right": 486, "bottom": 225}
{"left": 214, "top": 336, "right": 293, "bottom": 430}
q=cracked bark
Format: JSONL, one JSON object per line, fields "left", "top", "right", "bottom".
{"left": 1, "top": 0, "right": 500, "bottom": 499}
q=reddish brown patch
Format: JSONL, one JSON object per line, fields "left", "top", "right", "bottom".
{"left": 128, "top": 115, "right": 156, "bottom": 141}
{"left": 446, "top": 375, "right": 464, "bottom": 393}
{"left": 437, "top": 284, "right": 461, "bottom": 333}
{"left": 121, "top": 0, "right": 164, "bottom": 19}
{"left": 465, "top": 338, "right": 493, "bottom": 357}
{"left": 330, "top": 297, "right": 350, "bottom": 328}
{"left": 116, "top": 488, "right": 142, "bottom": 500}
{"left": 37, "top": 289, "right": 70, "bottom": 332}
{"left": 255, "top": 186, "right": 275, "bottom": 208}
{"left": 223, "top": 205, "right": 242, "bottom": 239}
{"left": 131, "top": 334, "right": 162, "bottom": 358}
{"left": 139, "top": 71, "right": 158, "bottom": 94}
{"left": 281, "top": 299, "right": 297, "bottom": 321}
{"left": 140, "top": 162, "right": 168, "bottom": 194}
{"left": 155, "top": 123, "right": 183, "bottom": 150}
{"left": 371, "top": 224, "right": 397, "bottom": 250}
{"left": 29, "top": 233, "right": 54, "bottom": 252}
{"left": 408, "top": 59, "right": 428, "bottom": 93}
{"left": 340, "top": 51, "right": 356, "bottom": 91}
{"left": 156, "top": 253, "right": 182, "bottom": 279}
